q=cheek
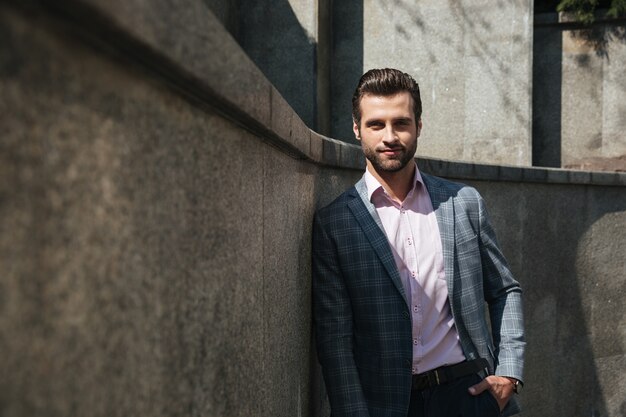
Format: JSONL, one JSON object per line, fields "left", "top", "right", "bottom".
{"left": 400, "top": 132, "right": 416, "bottom": 143}
{"left": 362, "top": 135, "right": 383, "bottom": 148}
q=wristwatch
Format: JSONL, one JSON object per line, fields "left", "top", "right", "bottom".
{"left": 506, "top": 378, "right": 523, "bottom": 394}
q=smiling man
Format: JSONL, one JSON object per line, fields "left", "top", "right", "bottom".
{"left": 312, "top": 68, "right": 525, "bottom": 417}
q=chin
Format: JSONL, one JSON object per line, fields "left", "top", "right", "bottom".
{"left": 376, "top": 161, "right": 406, "bottom": 173}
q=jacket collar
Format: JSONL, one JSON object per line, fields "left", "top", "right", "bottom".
{"left": 348, "top": 172, "right": 458, "bottom": 301}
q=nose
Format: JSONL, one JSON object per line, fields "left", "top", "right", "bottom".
{"left": 382, "top": 125, "right": 398, "bottom": 144}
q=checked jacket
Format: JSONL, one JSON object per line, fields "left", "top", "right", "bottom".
{"left": 312, "top": 172, "right": 525, "bottom": 417}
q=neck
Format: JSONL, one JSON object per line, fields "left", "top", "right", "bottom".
{"left": 368, "top": 162, "right": 416, "bottom": 203}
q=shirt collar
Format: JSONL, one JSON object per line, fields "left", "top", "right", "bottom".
{"left": 363, "top": 162, "right": 424, "bottom": 202}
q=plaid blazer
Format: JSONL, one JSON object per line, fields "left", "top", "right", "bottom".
{"left": 312, "top": 172, "right": 525, "bottom": 417}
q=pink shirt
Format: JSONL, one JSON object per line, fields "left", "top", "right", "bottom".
{"left": 364, "top": 165, "right": 466, "bottom": 374}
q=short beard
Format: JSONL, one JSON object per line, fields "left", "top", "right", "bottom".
{"left": 362, "top": 140, "right": 417, "bottom": 173}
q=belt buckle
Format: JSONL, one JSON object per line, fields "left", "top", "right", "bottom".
{"left": 428, "top": 369, "right": 441, "bottom": 386}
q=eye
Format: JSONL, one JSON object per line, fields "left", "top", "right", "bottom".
{"left": 367, "top": 121, "right": 384, "bottom": 129}
{"left": 393, "top": 119, "right": 414, "bottom": 130}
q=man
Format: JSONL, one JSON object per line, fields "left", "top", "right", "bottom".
{"left": 312, "top": 68, "right": 525, "bottom": 417}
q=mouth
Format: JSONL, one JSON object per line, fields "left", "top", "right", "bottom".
{"left": 379, "top": 147, "right": 403, "bottom": 156}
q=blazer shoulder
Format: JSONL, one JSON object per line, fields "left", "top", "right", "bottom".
{"left": 314, "top": 186, "right": 358, "bottom": 222}
{"left": 422, "top": 172, "right": 481, "bottom": 199}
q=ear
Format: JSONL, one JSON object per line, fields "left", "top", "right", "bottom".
{"left": 417, "top": 118, "right": 423, "bottom": 137}
{"left": 353, "top": 120, "right": 361, "bottom": 141}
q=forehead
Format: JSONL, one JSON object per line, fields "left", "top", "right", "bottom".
{"left": 359, "top": 92, "right": 414, "bottom": 120}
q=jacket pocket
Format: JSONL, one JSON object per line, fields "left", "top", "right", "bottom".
{"left": 455, "top": 234, "right": 481, "bottom": 275}
{"left": 456, "top": 234, "right": 479, "bottom": 255}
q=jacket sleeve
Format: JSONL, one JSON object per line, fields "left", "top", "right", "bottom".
{"left": 476, "top": 193, "right": 526, "bottom": 383}
{"left": 312, "top": 212, "right": 371, "bottom": 417}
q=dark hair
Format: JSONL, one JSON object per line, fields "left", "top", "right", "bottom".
{"left": 351, "top": 68, "right": 422, "bottom": 127}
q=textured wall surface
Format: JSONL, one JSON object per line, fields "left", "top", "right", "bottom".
{"left": 0, "top": 3, "right": 316, "bottom": 416}
{"left": 534, "top": 13, "right": 626, "bottom": 168}
{"left": 1, "top": 1, "right": 625, "bottom": 417}
{"left": 562, "top": 26, "right": 626, "bottom": 167}
{"left": 330, "top": 0, "right": 534, "bottom": 166}
{"left": 235, "top": 0, "right": 318, "bottom": 129}
{"left": 460, "top": 179, "right": 626, "bottom": 417}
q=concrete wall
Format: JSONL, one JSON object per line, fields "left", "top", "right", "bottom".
{"left": 534, "top": 12, "right": 626, "bottom": 169}
{"left": 1, "top": 1, "right": 626, "bottom": 417}
{"left": 207, "top": 0, "right": 534, "bottom": 166}
{"left": 204, "top": 0, "right": 323, "bottom": 132}
{"left": 460, "top": 178, "right": 626, "bottom": 417}
{"left": 203, "top": 2, "right": 626, "bottom": 171}
{"left": 0, "top": 2, "right": 320, "bottom": 416}
{"left": 235, "top": 0, "right": 320, "bottom": 130}
{"left": 331, "top": 0, "right": 534, "bottom": 166}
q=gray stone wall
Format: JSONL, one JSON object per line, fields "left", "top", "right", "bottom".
{"left": 203, "top": 0, "right": 322, "bottom": 131}
{"left": 460, "top": 179, "right": 626, "bottom": 417}
{"left": 1, "top": 2, "right": 625, "bottom": 417}
{"left": 534, "top": 12, "right": 626, "bottom": 169}
{"left": 330, "top": 0, "right": 534, "bottom": 166}
{"left": 206, "top": 0, "right": 535, "bottom": 166}
{"left": 0, "top": 2, "right": 318, "bottom": 416}
{"left": 200, "top": 2, "right": 626, "bottom": 171}
{"left": 235, "top": 0, "right": 319, "bottom": 130}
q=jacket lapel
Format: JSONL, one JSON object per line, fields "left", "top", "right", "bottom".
{"left": 422, "top": 173, "right": 456, "bottom": 297}
{"left": 348, "top": 178, "right": 408, "bottom": 305}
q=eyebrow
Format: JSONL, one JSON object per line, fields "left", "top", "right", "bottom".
{"left": 364, "top": 117, "right": 412, "bottom": 126}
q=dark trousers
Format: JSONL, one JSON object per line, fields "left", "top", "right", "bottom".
{"left": 408, "top": 373, "right": 501, "bottom": 417}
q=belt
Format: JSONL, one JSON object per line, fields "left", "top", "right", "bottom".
{"left": 411, "top": 358, "right": 489, "bottom": 391}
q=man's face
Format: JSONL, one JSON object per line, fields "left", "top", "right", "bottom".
{"left": 353, "top": 92, "right": 421, "bottom": 174}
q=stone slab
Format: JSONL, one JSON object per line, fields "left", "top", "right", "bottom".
{"left": 348, "top": 0, "right": 533, "bottom": 166}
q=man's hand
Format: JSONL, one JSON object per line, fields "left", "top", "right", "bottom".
{"left": 468, "top": 375, "right": 516, "bottom": 411}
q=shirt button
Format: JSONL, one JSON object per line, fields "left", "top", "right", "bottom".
{"left": 413, "top": 339, "right": 418, "bottom": 345}
{"left": 413, "top": 306, "right": 418, "bottom": 313}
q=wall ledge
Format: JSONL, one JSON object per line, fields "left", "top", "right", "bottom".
{"left": 418, "top": 157, "right": 626, "bottom": 187}
{"left": 20, "top": 0, "right": 626, "bottom": 188}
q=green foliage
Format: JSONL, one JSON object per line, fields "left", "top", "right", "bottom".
{"left": 557, "top": 0, "right": 598, "bottom": 25}
{"left": 557, "top": 0, "right": 626, "bottom": 24}
{"left": 606, "top": 0, "right": 626, "bottom": 17}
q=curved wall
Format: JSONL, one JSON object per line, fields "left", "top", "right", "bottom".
{"left": 0, "top": 1, "right": 625, "bottom": 416}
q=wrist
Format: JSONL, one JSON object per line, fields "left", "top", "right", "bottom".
{"left": 503, "top": 377, "right": 522, "bottom": 394}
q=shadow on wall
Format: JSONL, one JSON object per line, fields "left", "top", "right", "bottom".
{"left": 204, "top": 0, "right": 365, "bottom": 144}
{"left": 330, "top": 0, "right": 363, "bottom": 144}
{"left": 533, "top": 23, "right": 563, "bottom": 167}
{"left": 225, "top": 0, "right": 318, "bottom": 129}
{"left": 575, "top": 204, "right": 626, "bottom": 417}
{"left": 532, "top": 14, "right": 626, "bottom": 169}
{"left": 366, "top": 0, "right": 531, "bottom": 163}
{"left": 447, "top": 1, "right": 530, "bottom": 129}
{"left": 569, "top": 20, "right": 626, "bottom": 59}
{"left": 203, "top": 0, "right": 365, "bottom": 142}
{"left": 476, "top": 182, "right": 626, "bottom": 417}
